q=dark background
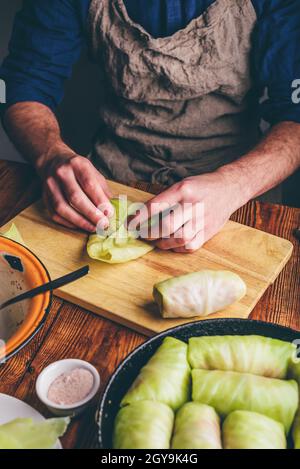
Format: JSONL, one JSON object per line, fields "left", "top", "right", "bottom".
{"left": 0, "top": 0, "right": 104, "bottom": 161}
{"left": 0, "top": 1, "right": 299, "bottom": 206}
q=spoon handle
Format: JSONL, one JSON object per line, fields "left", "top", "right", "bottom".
{"left": 0, "top": 265, "right": 89, "bottom": 312}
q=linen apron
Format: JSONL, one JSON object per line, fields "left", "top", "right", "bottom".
{"left": 88, "top": 0, "right": 265, "bottom": 191}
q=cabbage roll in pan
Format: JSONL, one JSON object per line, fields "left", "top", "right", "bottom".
{"left": 192, "top": 369, "right": 298, "bottom": 433}
{"left": 171, "top": 403, "right": 222, "bottom": 449}
{"left": 223, "top": 411, "right": 286, "bottom": 449}
{"left": 113, "top": 401, "right": 174, "bottom": 449}
{"left": 121, "top": 337, "right": 191, "bottom": 411}
{"left": 188, "top": 335, "right": 295, "bottom": 379}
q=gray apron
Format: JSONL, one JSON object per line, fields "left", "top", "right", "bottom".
{"left": 88, "top": 0, "right": 280, "bottom": 201}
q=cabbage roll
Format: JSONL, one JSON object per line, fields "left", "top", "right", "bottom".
{"left": 188, "top": 335, "right": 295, "bottom": 379}
{"left": 153, "top": 270, "right": 246, "bottom": 319}
{"left": 0, "top": 418, "right": 69, "bottom": 449}
{"left": 192, "top": 369, "right": 298, "bottom": 433}
{"left": 113, "top": 401, "right": 174, "bottom": 449}
{"left": 87, "top": 198, "right": 153, "bottom": 264}
{"left": 223, "top": 411, "right": 286, "bottom": 449}
{"left": 171, "top": 403, "right": 222, "bottom": 449}
{"left": 121, "top": 337, "right": 190, "bottom": 411}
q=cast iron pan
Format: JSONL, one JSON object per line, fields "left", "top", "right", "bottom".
{"left": 97, "top": 318, "right": 300, "bottom": 449}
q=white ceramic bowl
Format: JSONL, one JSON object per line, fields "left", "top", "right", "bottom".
{"left": 36, "top": 359, "right": 100, "bottom": 417}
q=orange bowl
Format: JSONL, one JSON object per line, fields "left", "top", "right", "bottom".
{"left": 0, "top": 236, "right": 51, "bottom": 362}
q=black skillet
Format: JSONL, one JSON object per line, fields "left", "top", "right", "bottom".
{"left": 97, "top": 318, "right": 300, "bottom": 449}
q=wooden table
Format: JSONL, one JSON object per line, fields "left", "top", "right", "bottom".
{"left": 0, "top": 160, "right": 299, "bottom": 449}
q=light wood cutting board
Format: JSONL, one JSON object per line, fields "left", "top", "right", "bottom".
{"left": 1, "top": 181, "right": 293, "bottom": 336}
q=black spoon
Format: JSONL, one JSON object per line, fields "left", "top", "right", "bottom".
{"left": 0, "top": 265, "right": 89, "bottom": 312}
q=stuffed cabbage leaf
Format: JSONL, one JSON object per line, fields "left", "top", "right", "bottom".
{"left": 192, "top": 369, "right": 298, "bottom": 433}
{"left": 188, "top": 335, "right": 295, "bottom": 379}
{"left": 223, "top": 411, "right": 286, "bottom": 449}
{"left": 113, "top": 401, "right": 174, "bottom": 449}
{"left": 87, "top": 198, "right": 153, "bottom": 264}
{"left": 171, "top": 403, "right": 222, "bottom": 449}
{"left": 153, "top": 270, "right": 246, "bottom": 319}
{"left": 121, "top": 337, "right": 190, "bottom": 411}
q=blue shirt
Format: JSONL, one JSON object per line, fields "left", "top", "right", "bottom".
{"left": 1, "top": 0, "right": 300, "bottom": 125}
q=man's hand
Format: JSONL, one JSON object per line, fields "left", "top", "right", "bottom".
{"left": 129, "top": 170, "right": 244, "bottom": 253}
{"left": 39, "top": 149, "right": 113, "bottom": 232}
{"left": 3, "top": 102, "right": 114, "bottom": 232}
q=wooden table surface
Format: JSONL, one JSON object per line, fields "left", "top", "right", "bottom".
{"left": 0, "top": 159, "right": 299, "bottom": 449}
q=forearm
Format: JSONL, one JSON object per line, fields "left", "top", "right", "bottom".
{"left": 3, "top": 101, "right": 112, "bottom": 231}
{"left": 218, "top": 122, "right": 300, "bottom": 206}
{"left": 3, "top": 102, "right": 75, "bottom": 176}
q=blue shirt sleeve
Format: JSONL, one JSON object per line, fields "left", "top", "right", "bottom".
{"left": 0, "top": 0, "right": 87, "bottom": 114}
{"left": 252, "top": 0, "right": 300, "bottom": 125}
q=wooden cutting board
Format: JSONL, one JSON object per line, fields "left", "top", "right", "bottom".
{"left": 1, "top": 181, "right": 293, "bottom": 336}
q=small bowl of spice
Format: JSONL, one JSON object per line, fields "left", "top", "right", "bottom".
{"left": 36, "top": 359, "right": 100, "bottom": 417}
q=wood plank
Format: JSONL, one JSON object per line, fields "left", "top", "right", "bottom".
{"left": 1, "top": 181, "right": 293, "bottom": 336}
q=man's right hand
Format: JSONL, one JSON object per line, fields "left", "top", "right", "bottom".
{"left": 39, "top": 151, "right": 114, "bottom": 232}
{"left": 4, "top": 102, "right": 114, "bottom": 233}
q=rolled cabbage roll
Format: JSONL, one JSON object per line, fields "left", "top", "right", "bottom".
{"left": 223, "top": 411, "right": 286, "bottom": 449}
{"left": 188, "top": 335, "right": 295, "bottom": 379}
{"left": 121, "top": 337, "right": 190, "bottom": 411}
{"left": 87, "top": 198, "right": 153, "bottom": 264}
{"left": 171, "top": 403, "right": 222, "bottom": 449}
{"left": 192, "top": 369, "right": 298, "bottom": 433}
{"left": 153, "top": 270, "right": 246, "bottom": 319}
{"left": 0, "top": 417, "right": 69, "bottom": 449}
{"left": 113, "top": 401, "right": 174, "bottom": 449}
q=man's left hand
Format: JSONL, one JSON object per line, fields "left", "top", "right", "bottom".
{"left": 130, "top": 171, "right": 244, "bottom": 253}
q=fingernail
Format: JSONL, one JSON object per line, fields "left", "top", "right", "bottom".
{"left": 97, "top": 218, "right": 109, "bottom": 230}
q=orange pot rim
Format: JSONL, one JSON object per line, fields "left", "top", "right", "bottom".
{"left": 0, "top": 235, "right": 52, "bottom": 362}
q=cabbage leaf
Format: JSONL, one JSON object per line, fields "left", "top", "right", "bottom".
{"left": 1, "top": 223, "right": 25, "bottom": 246}
{"left": 87, "top": 198, "right": 153, "bottom": 264}
{"left": 0, "top": 417, "right": 69, "bottom": 449}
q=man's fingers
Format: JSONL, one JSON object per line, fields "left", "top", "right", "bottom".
{"left": 45, "top": 178, "right": 97, "bottom": 232}
{"left": 156, "top": 218, "right": 199, "bottom": 250}
{"left": 173, "top": 230, "right": 205, "bottom": 253}
{"left": 43, "top": 190, "right": 78, "bottom": 230}
{"left": 76, "top": 164, "right": 114, "bottom": 217}
{"left": 148, "top": 205, "right": 197, "bottom": 241}
{"left": 50, "top": 213, "right": 79, "bottom": 230}
{"left": 128, "top": 185, "right": 182, "bottom": 229}
{"left": 55, "top": 168, "right": 109, "bottom": 228}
